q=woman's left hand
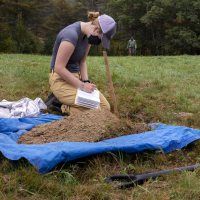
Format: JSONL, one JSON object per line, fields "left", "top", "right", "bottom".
{"left": 80, "top": 82, "right": 96, "bottom": 93}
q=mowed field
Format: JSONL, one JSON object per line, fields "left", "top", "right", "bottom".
{"left": 1, "top": 54, "right": 200, "bottom": 200}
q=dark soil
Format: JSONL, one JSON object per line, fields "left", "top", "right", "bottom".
{"left": 19, "top": 109, "right": 150, "bottom": 144}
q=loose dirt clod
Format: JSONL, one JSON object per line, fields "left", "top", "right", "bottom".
{"left": 19, "top": 109, "right": 150, "bottom": 144}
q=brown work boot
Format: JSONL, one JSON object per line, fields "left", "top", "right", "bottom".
{"left": 45, "top": 93, "right": 62, "bottom": 114}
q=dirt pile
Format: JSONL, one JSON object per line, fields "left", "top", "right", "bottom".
{"left": 19, "top": 109, "right": 150, "bottom": 144}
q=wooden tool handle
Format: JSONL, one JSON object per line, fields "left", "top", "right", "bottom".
{"left": 103, "top": 50, "right": 119, "bottom": 117}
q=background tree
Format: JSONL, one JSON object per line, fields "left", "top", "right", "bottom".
{"left": 107, "top": 0, "right": 200, "bottom": 55}
{"left": 0, "top": 0, "right": 199, "bottom": 55}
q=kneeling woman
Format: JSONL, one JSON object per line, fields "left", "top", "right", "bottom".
{"left": 49, "top": 12, "right": 117, "bottom": 114}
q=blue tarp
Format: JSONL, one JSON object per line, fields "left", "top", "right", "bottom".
{"left": 0, "top": 114, "right": 200, "bottom": 173}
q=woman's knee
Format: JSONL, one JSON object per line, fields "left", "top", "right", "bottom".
{"left": 100, "top": 94, "right": 110, "bottom": 111}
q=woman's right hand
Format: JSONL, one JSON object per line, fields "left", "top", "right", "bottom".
{"left": 80, "top": 82, "right": 96, "bottom": 93}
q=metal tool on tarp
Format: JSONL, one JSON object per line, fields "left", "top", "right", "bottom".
{"left": 105, "top": 163, "right": 200, "bottom": 189}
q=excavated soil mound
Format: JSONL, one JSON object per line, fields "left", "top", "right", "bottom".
{"left": 19, "top": 109, "right": 150, "bottom": 144}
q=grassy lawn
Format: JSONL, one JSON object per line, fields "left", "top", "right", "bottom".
{"left": 1, "top": 54, "right": 200, "bottom": 199}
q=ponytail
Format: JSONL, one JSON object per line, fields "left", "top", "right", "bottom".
{"left": 87, "top": 11, "right": 100, "bottom": 21}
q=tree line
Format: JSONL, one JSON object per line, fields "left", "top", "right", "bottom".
{"left": 0, "top": 0, "right": 199, "bottom": 55}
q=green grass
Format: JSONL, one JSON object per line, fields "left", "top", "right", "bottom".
{"left": 1, "top": 54, "right": 200, "bottom": 199}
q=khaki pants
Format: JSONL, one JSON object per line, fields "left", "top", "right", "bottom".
{"left": 49, "top": 72, "right": 110, "bottom": 114}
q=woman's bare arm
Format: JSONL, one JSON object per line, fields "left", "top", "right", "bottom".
{"left": 54, "top": 41, "right": 82, "bottom": 88}
{"left": 79, "top": 44, "right": 91, "bottom": 81}
{"left": 54, "top": 41, "right": 95, "bottom": 92}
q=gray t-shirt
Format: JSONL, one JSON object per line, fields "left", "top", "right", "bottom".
{"left": 50, "top": 22, "right": 88, "bottom": 72}
{"left": 127, "top": 39, "right": 137, "bottom": 48}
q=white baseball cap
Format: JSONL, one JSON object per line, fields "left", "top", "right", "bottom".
{"left": 98, "top": 14, "right": 117, "bottom": 49}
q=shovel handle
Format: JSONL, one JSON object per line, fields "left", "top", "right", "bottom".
{"left": 103, "top": 50, "right": 119, "bottom": 117}
{"left": 106, "top": 164, "right": 200, "bottom": 189}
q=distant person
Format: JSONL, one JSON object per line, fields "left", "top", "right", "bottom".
{"left": 46, "top": 12, "right": 117, "bottom": 115}
{"left": 127, "top": 36, "right": 137, "bottom": 56}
